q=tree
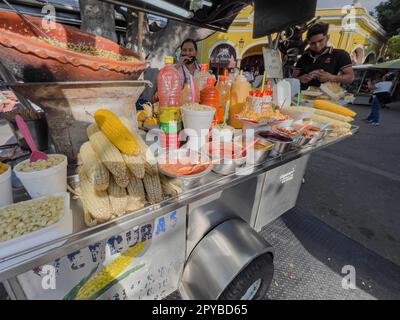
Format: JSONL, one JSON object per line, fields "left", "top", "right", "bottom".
{"left": 375, "top": 0, "right": 400, "bottom": 36}
{"left": 79, "top": 0, "right": 117, "bottom": 42}
{"left": 386, "top": 35, "right": 400, "bottom": 59}
{"left": 79, "top": 2, "right": 216, "bottom": 99}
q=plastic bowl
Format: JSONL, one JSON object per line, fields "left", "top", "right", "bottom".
{"left": 14, "top": 154, "right": 68, "bottom": 199}
{"left": 158, "top": 148, "right": 213, "bottom": 182}
{"left": 203, "top": 142, "right": 247, "bottom": 175}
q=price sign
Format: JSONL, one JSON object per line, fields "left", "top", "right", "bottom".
{"left": 262, "top": 48, "right": 283, "bottom": 79}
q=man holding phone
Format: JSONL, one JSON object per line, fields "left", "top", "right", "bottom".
{"left": 175, "top": 39, "right": 201, "bottom": 88}
{"left": 293, "top": 22, "right": 355, "bottom": 90}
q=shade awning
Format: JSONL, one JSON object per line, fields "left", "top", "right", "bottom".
{"left": 101, "top": 0, "right": 317, "bottom": 37}
{"left": 369, "top": 59, "right": 400, "bottom": 70}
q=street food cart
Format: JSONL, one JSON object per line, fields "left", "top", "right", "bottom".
{"left": 0, "top": 0, "right": 358, "bottom": 300}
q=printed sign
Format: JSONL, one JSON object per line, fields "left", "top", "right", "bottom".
{"left": 16, "top": 209, "right": 186, "bottom": 300}
{"left": 262, "top": 48, "right": 283, "bottom": 79}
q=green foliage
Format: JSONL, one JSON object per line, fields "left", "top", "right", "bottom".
{"left": 375, "top": 0, "right": 400, "bottom": 36}
{"left": 386, "top": 35, "right": 400, "bottom": 59}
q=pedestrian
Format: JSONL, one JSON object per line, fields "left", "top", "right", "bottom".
{"left": 365, "top": 73, "right": 395, "bottom": 126}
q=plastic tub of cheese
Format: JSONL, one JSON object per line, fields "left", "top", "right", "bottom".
{"left": 14, "top": 154, "right": 67, "bottom": 199}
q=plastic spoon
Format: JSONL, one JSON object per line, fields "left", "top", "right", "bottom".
{"left": 15, "top": 115, "right": 48, "bottom": 162}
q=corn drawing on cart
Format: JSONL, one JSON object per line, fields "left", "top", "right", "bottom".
{"left": 0, "top": 79, "right": 357, "bottom": 299}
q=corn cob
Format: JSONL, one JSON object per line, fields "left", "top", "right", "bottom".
{"left": 310, "top": 114, "right": 352, "bottom": 129}
{"left": 108, "top": 176, "right": 128, "bottom": 217}
{"left": 314, "top": 100, "right": 356, "bottom": 117}
{"left": 126, "top": 175, "right": 146, "bottom": 212}
{"left": 127, "top": 175, "right": 146, "bottom": 202}
{"left": 314, "top": 109, "right": 353, "bottom": 123}
{"left": 94, "top": 109, "right": 140, "bottom": 156}
{"left": 121, "top": 153, "right": 145, "bottom": 179}
{"left": 160, "top": 174, "right": 183, "bottom": 197}
{"left": 79, "top": 142, "right": 110, "bottom": 191}
{"left": 75, "top": 241, "right": 145, "bottom": 300}
{"left": 87, "top": 123, "right": 129, "bottom": 188}
{"left": 143, "top": 173, "right": 163, "bottom": 204}
{"left": 120, "top": 117, "right": 158, "bottom": 175}
{"left": 79, "top": 171, "right": 112, "bottom": 223}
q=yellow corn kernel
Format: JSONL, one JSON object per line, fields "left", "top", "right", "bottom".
{"left": 94, "top": 109, "right": 140, "bottom": 156}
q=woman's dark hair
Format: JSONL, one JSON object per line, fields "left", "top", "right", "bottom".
{"left": 181, "top": 39, "right": 198, "bottom": 51}
{"left": 307, "top": 22, "right": 329, "bottom": 39}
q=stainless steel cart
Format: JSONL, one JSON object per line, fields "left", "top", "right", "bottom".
{"left": 0, "top": 129, "right": 357, "bottom": 300}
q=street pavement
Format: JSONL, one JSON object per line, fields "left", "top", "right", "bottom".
{"left": 297, "top": 102, "right": 400, "bottom": 266}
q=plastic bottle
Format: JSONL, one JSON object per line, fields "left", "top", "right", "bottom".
{"left": 273, "top": 79, "right": 291, "bottom": 108}
{"left": 194, "top": 64, "right": 212, "bottom": 102}
{"left": 200, "top": 78, "right": 220, "bottom": 124}
{"left": 157, "top": 56, "right": 182, "bottom": 107}
{"left": 157, "top": 56, "right": 182, "bottom": 149}
{"left": 229, "top": 71, "right": 252, "bottom": 129}
{"left": 182, "top": 78, "right": 195, "bottom": 106}
{"left": 216, "top": 76, "right": 230, "bottom": 124}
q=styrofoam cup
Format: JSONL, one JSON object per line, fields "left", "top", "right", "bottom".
{"left": 181, "top": 105, "right": 215, "bottom": 137}
{"left": 0, "top": 165, "right": 13, "bottom": 207}
{"left": 14, "top": 154, "right": 68, "bottom": 199}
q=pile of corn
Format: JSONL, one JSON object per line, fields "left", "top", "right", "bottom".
{"left": 78, "top": 110, "right": 182, "bottom": 226}
{"left": 285, "top": 101, "right": 356, "bottom": 137}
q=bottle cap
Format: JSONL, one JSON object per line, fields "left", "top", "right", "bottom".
{"left": 165, "top": 56, "right": 174, "bottom": 64}
{"left": 207, "top": 77, "right": 215, "bottom": 85}
{"left": 201, "top": 64, "right": 209, "bottom": 71}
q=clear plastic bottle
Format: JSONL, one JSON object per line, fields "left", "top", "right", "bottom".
{"left": 216, "top": 76, "right": 230, "bottom": 124}
{"left": 157, "top": 56, "right": 182, "bottom": 149}
{"left": 194, "top": 64, "right": 212, "bottom": 102}
{"left": 157, "top": 56, "right": 182, "bottom": 107}
{"left": 200, "top": 78, "right": 220, "bottom": 124}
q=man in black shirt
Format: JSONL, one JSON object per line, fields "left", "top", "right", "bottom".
{"left": 293, "top": 22, "right": 355, "bottom": 90}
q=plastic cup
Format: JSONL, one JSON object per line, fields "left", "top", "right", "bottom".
{"left": 14, "top": 154, "right": 68, "bottom": 199}
{"left": 181, "top": 105, "right": 215, "bottom": 150}
{"left": 0, "top": 165, "right": 13, "bottom": 207}
{"left": 181, "top": 105, "right": 215, "bottom": 134}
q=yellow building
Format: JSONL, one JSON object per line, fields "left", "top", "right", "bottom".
{"left": 198, "top": 1, "right": 387, "bottom": 74}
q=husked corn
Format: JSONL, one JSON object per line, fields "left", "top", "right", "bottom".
{"left": 160, "top": 174, "right": 183, "bottom": 197}
{"left": 108, "top": 176, "right": 128, "bottom": 217}
{"left": 127, "top": 175, "right": 146, "bottom": 201}
{"left": 94, "top": 109, "right": 140, "bottom": 156}
{"left": 79, "top": 171, "right": 112, "bottom": 223}
{"left": 79, "top": 142, "right": 110, "bottom": 191}
{"left": 310, "top": 114, "right": 351, "bottom": 129}
{"left": 143, "top": 173, "right": 163, "bottom": 204}
{"left": 122, "top": 153, "right": 145, "bottom": 179}
{"left": 120, "top": 117, "right": 158, "bottom": 175}
{"left": 87, "top": 124, "right": 129, "bottom": 188}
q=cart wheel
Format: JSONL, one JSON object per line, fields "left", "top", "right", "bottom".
{"left": 219, "top": 253, "right": 274, "bottom": 300}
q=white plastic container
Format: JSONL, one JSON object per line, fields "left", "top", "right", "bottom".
{"left": 0, "top": 165, "right": 13, "bottom": 207}
{"left": 0, "top": 192, "right": 71, "bottom": 259}
{"left": 181, "top": 104, "right": 215, "bottom": 150}
{"left": 273, "top": 80, "right": 291, "bottom": 108}
{"left": 14, "top": 154, "right": 68, "bottom": 199}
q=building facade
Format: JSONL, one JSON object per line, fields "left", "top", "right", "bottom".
{"left": 197, "top": 1, "right": 387, "bottom": 74}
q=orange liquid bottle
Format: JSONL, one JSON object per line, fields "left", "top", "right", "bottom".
{"left": 200, "top": 78, "right": 220, "bottom": 124}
